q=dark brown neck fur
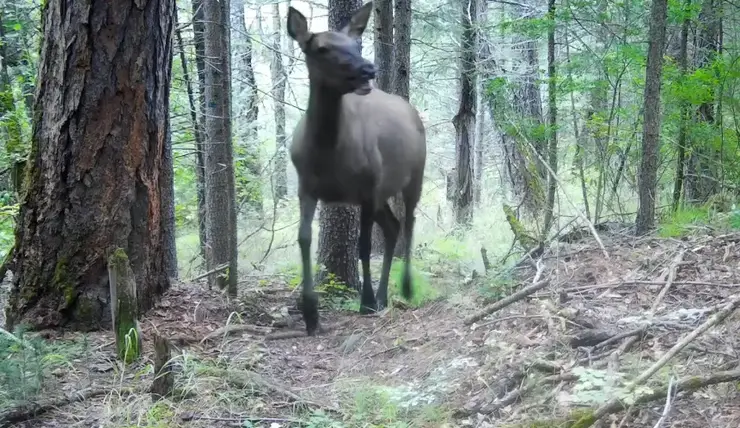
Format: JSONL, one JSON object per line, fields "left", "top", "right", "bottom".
{"left": 305, "top": 79, "right": 343, "bottom": 148}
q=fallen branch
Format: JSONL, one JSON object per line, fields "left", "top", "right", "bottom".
{"left": 571, "top": 368, "right": 740, "bottom": 428}
{"left": 0, "top": 387, "right": 136, "bottom": 427}
{"left": 465, "top": 279, "right": 550, "bottom": 325}
{"left": 200, "top": 367, "right": 335, "bottom": 411}
{"left": 189, "top": 263, "right": 228, "bottom": 282}
{"left": 481, "top": 373, "right": 578, "bottom": 414}
{"left": 650, "top": 250, "right": 685, "bottom": 314}
{"left": 200, "top": 323, "right": 273, "bottom": 344}
{"left": 574, "top": 293, "right": 740, "bottom": 428}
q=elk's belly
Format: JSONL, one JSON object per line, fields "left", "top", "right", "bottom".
{"left": 304, "top": 173, "right": 369, "bottom": 205}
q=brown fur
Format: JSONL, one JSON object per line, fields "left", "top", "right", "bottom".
{"left": 287, "top": 1, "right": 427, "bottom": 336}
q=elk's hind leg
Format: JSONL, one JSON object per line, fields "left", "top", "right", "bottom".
{"left": 374, "top": 203, "right": 400, "bottom": 310}
{"left": 359, "top": 203, "right": 377, "bottom": 314}
{"left": 400, "top": 195, "right": 418, "bottom": 301}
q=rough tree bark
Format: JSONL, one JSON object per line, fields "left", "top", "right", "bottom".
{"left": 191, "top": 0, "right": 209, "bottom": 263}
{"left": 271, "top": 3, "right": 288, "bottom": 200}
{"left": 373, "top": 0, "right": 394, "bottom": 91}
{"left": 316, "top": 0, "right": 363, "bottom": 290}
{"left": 452, "top": 0, "right": 477, "bottom": 226}
{"left": 684, "top": 0, "right": 720, "bottom": 204}
{"left": 4, "top": 0, "right": 173, "bottom": 331}
{"left": 635, "top": 0, "right": 668, "bottom": 234}
{"left": 203, "top": 0, "right": 238, "bottom": 295}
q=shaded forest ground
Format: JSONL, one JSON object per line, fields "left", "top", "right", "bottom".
{"left": 3, "top": 221, "right": 740, "bottom": 427}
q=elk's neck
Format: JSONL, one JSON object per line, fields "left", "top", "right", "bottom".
{"left": 305, "top": 82, "right": 343, "bottom": 148}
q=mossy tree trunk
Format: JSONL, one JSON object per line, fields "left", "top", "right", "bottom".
{"left": 108, "top": 249, "right": 141, "bottom": 363}
{"left": 4, "top": 0, "right": 173, "bottom": 331}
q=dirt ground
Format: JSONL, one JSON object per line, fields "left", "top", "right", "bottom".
{"left": 3, "top": 225, "right": 740, "bottom": 427}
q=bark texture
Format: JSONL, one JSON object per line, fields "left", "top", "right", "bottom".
{"left": 542, "top": 0, "right": 557, "bottom": 236}
{"left": 271, "top": 3, "right": 288, "bottom": 200}
{"left": 635, "top": 0, "right": 668, "bottom": 234}
{"left": 452, "top": 0, "right": 477, "bottom": 226}
{"left": 203, "top": 0, "right": 238, "bottom": 294}
{"left": 684, "top": 0, "right": 720, "bottom": 204}
{"left": 5, "top": 0, "right": 173, "bottom": 330}
{"left": 191, "top": 0, "right": 209, "bottom": 262}
{"left": 317, "top": 0, "right": 363, "bottom": 290}
{"left": 373, "top": 0, "right": 393, "bottom": 91}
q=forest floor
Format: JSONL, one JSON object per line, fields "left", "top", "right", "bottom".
{"left": 3, "top": 224, "right": 740, "bottom": 427}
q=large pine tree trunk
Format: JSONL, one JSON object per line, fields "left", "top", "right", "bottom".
{"left": 317, "top": 0, "right": 363, "bottom": 290}
{"left": 203, "top": 0, "right": 238, "bottom": 295}
{"left": 452, "top": 0, "right": 477, "bottom": 226}
{"left": 635, "top": 0, "right": 668, "bottom": 234}
{"left": 4, "top": 0, "right": 173, "bottom": 331}
{"left": 542, "top": 0, "right": 558, "bottom": 237}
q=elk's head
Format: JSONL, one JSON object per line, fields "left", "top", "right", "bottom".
{"left": 287, "top": 2, "right": 376, "bottom": 96}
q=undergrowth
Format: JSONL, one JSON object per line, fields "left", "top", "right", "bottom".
{"left": 0, "top": 327, "right": 87, "bottom": 408}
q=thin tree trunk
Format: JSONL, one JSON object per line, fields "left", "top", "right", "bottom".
{"left": 684, "top": 0, "right": 720, "bottom": 204}
{"left": 231, "top": 0, "right": 263, "bottom": 217}
{"left": 191, "top": 0, "right": 209, "bottom": 263}
{"left": 542, "top": 0, "right": 558, "bottom": 237}
{"left": 672, "top": 1, "right": 691, "bottom": 212}
{"left": 5, "top": 0, "right": 173, "bottom": 331}
{"left": 452, "top": 0, "right": 477, "bottom": 226}
{"left": 271, "top": 3, "right": 288, "bottom": 200}
{"left": 203, "top": 0, "right": 238, "bottom": 295}
{"left": 317, "top": 0, "right": 363, "bottom": 290}
{"left": 635, "top": 0, "right": 668, "bottom": 234}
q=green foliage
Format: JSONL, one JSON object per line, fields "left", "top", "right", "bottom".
{"left": 0, "top": 327, "right": 87, "bottom": 408}
{"left": 657, "top": 206, "right": 711, "bottom": 237}
{"left": 389, "top": 259, "right": 437, "bottom": 307}
{"left": 317, "top": 273, "right": 360, "bottom": 312}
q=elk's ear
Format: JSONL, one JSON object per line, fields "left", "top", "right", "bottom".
{"left": 287, "top": 7, "right": 311, "bottom": 45}
{"left": 341, "top": 1, "right": 373, "bottom": 39}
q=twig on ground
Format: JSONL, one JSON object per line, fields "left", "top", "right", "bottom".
{"left": 652, "top": 376, "right": 674, "bottom": 428}
{"left": 482, "top": 373, "right": 578, "bottom": 414}
{"left": 200, "top": 323, "right": 273, "bottom": 344}
{"left": 650, "top": 250, "right": 686, "bottom": 314}
{"left": 572, "top": 368, "right": 740, "bottom": 428}
{"left": 592, "top": 328, "right": 646, "bottom": 350}
{"left": 465, "top": 279, "right": 550, "bottom": 326}
{"left": 201, "top": 367, "right": 336, "bottom": 411}
{"left": 0, "top": 387, "right": 137, "bottom": 427}
{"left": 575, "top": 293, "right": 740, "bottom": 428}
{"left": 180, "top": 413, "right": 302, "bottom": 424}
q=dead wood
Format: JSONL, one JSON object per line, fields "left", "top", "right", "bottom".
{"left": 189, "top": 263, "right": 228, "bottom": 282}
{"left": 465, "top": 279, "right": 550, "bottom": 325}
{"left": 200, "top": 323, "right": 273, "bottom": 343}
{"left": 0, "top": 387, "right": 137, "bottom": 427}
{"left": 200, "top": 367, "right": 336, "bottom": 411}
{"left": 572, "top": 368, "right": 740, "bottom": 428}
{"left": 150, "top": 333, "right": 174, "bottom": 399}
{"left": 568, "top": 329, "right": 614, "bottom": 348}
{"left": 576, "top": 293, "right": 740, "bottom": 428}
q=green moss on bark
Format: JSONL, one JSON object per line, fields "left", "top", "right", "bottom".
{"left": 108, "top": 248, "right": 141, "bottom": 363}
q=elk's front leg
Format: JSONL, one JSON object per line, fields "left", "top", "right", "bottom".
{"left": 298, "top": 193, "right": 319, "bottom": 335}
{"left": 359, "top": 203, "right": 377, "bottom": 314}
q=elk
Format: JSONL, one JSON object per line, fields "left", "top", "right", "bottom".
{"left": 286, "top": 1, "right": 427, "bottom": 336}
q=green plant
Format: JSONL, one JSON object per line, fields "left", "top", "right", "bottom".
{"left": 0, "top": 327, "right": 86, "bottom": 408}
{"left": 389, "top": 259, "right": 438, "bottom": 307}
{"left": 657, "top": 206, "right": 710, "bottom": 237}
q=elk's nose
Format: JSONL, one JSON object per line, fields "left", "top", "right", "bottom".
{"left": 360, "top": 62, "right": 376, "bottom": 80}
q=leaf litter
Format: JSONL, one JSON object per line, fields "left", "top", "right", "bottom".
{"left": 3, "top": 226, "right": 740, "bottom": 427}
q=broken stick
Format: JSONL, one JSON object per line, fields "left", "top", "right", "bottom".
{"left": 465, "top": 279, "right": 550, "bottom": 325}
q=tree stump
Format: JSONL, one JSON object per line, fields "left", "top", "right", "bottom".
{"left": 108, "top": 248, "right": 141, "bottom": 363}
{"left": 150, "top": 333, "right": 174, "bottom": 399}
